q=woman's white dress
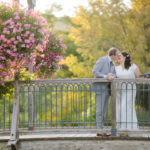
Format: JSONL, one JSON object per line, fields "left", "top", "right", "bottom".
{"left": 115, "top": 64, "right": 138, "bottom": 130}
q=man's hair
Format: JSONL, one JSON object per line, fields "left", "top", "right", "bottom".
{"left": 108, "top": 47, "right": 119, "bottom": 56}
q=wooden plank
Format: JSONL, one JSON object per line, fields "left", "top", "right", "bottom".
{"left": 19, "top": 78, "right": 150, "bottom": 85}
{"left": 28, "top": 86, "right": 34, "bottom": 130}
{"left": 7, "top": 80, "right": 20, "bottom": 149}
{"left": 111, "top": 81, "right": 117, "bottom": 136}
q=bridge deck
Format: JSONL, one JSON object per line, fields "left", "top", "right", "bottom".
{"left": 1, "top": 129, "right": 150, "bottom": 142}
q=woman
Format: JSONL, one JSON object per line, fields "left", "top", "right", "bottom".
{"left": 115, "top": 52, "right": 140, "bottom": 130}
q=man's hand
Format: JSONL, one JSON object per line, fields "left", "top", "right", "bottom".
{"left": 145, "top": 75, "right": 150, "bottom": 78}
{"left": 106, "top": 73, "right": 114, "bottom": 80}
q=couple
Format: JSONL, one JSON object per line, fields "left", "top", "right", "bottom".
{"left": 92, "top": 47, "right": 141, "bottom": 130}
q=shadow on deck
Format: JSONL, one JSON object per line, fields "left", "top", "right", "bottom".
{"left": 1, "top": 128, "right": 150, "bottom": 150}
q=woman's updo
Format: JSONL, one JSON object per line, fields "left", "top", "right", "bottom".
{"left": 122, "top": 52, "right": 131, "bottom": 70}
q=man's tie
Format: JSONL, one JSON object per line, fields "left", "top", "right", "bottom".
{"left": 110, "top": 61, "right": 113, "bottom": 66}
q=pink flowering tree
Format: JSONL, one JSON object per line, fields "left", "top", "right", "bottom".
{"left": 0, "top": 2, "right": 66, "bottom": 85}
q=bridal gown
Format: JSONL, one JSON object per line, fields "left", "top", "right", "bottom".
{"left": 115, "top": 64, "right": 138, "bottom": 130}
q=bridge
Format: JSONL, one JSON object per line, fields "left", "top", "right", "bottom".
{"left": 0, "top": 78, "right": 150, "bottom": 150}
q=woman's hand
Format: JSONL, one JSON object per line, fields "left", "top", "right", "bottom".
{"left": 134, "top": 68, "right": 141, "bottom": 78}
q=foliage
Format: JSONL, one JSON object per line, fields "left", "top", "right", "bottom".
{"left": 0, "top": 81, "right": 14, "bottom": 99}
{"left": 35, "top": 34, "right": 66, "bottom": 78}
{"left": 131, "top": 0, "right": 150, "bottom": 71}
{"left": 42, "top": 13, "right": 79, "bottom": 79}
{"left": 60, "top": 0, "right": 150, "bottom": 78}
{"left": 42, "top": 3, "right": 62, "bottom": 28}
{"left": 54, "top": 29, "right": 80, "bottom": 78}
{"left": 0, "top": 1, "right": 66, "bottom": 85}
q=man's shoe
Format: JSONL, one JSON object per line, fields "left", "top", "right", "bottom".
{"left": 97, "top": 133, "right": 111, "bottom": 136}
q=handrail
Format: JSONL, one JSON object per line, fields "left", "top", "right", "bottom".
{"left": 18, "top": 78, "right": 150, "bottom": 85}
{"left": 6, "top": 78, "right": 150, "bottom": 149}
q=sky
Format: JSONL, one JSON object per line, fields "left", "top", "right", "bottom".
{"left": 1, "top": 0, "right": 131, "bottom": 17}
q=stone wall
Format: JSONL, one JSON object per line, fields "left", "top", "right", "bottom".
{"left": 14, "top": 139, "right": 150, "bottom": 150}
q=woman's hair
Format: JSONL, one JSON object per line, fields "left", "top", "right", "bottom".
{"left": 122, "top": 52, "right": 131, "bottom": 70}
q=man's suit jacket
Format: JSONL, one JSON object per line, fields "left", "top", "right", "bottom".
{"left": 92, "top": 56, "right": 116, "bottom": 94}
{"left": 92, "top": 56, "right": 116, "bottom": 78}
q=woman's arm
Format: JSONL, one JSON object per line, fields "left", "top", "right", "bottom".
{"left": 134, "top": 67, "right": 141, "bottom": 78}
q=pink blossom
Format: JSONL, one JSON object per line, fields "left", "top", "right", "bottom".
{"left": 3, "top": 30, "right": 10, "bottom": 34}
{"left": 2, "top": 22, "right": 6, "bottom": 26}
{"left": 10, "top": 21, "right": 15, "bottom": 26}
{"left": 41, "top": 54, "right": 45, "bottom": 58}
{"left": 37, "top": 56, "right": 41, "bottom": 61}
{"left": 18, "top": 27, "right": 22, "bottom": 32}
{"left": 0, "top": 2, "right": 65, "bottom": 85}
{"left": 3, "top": 44, "right": 7, "bottom": 47}
{"left": 37, "top": 45, "right": 43, "bottom": 52}
{"left": 14, "top": 16, "right": 20, "bottom": 20}
{"left": 13, "top": 12, "right": 19, "bottom": 16}
{"left": 22, "top": 33, "right": 28, "bottom": 37}
{"left": 6, "top": 50, "right": 11, "bottom": 54}
{"left": 31, "top": 33, "right": 34, "bottom": 37}
{"left": 10, "top": 37, "right": 15, "bottom": 41}
{"left": 3, "top": 30, "right": 8, "bottom": 34}
{"left": 31, "top": 53, "right": 36, "bottom": 58}
{"left": 34, "top": 22, "right": 38, "bottom": 25}
{"left": 26, "top": 45, "right": 30, "bottom": 48}
{"left": 38, "top": 29, "right": 44, "bottom": 34}
{"left": 16, "top": 22, "right": 22, "bottom": 27}
{"left": 56, "top": 56, "right": 63, "bottom": 62}
{"left": 21, "top": 44, "right": 25, "bottom": 47}
{"left": 24, "top": 24, "right": 31, "bottom": 28}
{"left": 0, "top": 35, "right": 5, "bottom": 39}
{"left": 17, "top": 36, "right": 21, "bottom": 40}
{"left": 14, "top": 41, "right": 18, "bottom": 44}
{"left": 11, "top": 61, "right": 16, "bottom": 66}
{"left": 32, "top": 27, "right": 37, "bottom": 30}
{"left": 3, "top": 27, "right": 7, "bottom": 31}
{"left": 25, "top": 31, "right": 30, "bottom": 35}
{"left": 8, "top": 25, "right": 15, "bottom": 29}
{"left": 31, "top": 39, "right": 35, "bottom": 43}
{"left": 0, "top": 80, "right": 5, "bottom": 86}
{"left": 22, "top": 16, "right": 26, "bottom": 20}
{"left": 14, "top": 47, "right": 17, "bottom": 51}
{"left": 13, "top": 28, "right": 18, "bottom": 34}
{"left": 0, "top": 64, "right": 3, "bottom": 69}
{"left": 0, "top": 56, "right": 6, "bottom": 60}
{"left": 24, "top": 39, "right": 30, "bottom": 43}
{"left": 7, "top": 40, "right": 11, "bottom": 44}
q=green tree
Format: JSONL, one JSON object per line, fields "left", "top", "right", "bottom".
{"left": 42, "top": 3, "right": 62, "bottom": 28}
{"left": 63, "top": 0, "right": 150, "bottom": 78}
{"left": 130, "top": 0, "right": 150, "bottom": 72}
{"left": 66, "top": 0, "right": 129, "bottom": 78}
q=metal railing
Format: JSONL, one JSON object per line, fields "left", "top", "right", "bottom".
{"left": 0, "top": 94, "right": 13, "bottom": 131}
{"left": 115, "top": 79, "right": 150, "bottom": 130}
{"left": 19, "top": 79, "right": 105, "bottom": 129}
{"left": 1, "top": 79, "right": 150, "bottom": 130}
{"left": 0, "top": 78, "right": 150, "bottom": 148}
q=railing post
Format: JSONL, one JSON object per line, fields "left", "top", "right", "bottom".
{"left": 7, "top": 80, "right": 20, "bottom": 150}
{"left": 28, "top": 86, "right": 34, "bottom": 130}
{"left": 111, "top": 80, "right": 117, "bottom": 136}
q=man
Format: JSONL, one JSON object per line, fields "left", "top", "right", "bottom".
{"left": 92, "top": 47, "right": 119, "bottom": 129}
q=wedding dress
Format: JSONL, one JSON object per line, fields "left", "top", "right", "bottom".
{"left": 115, "top": 64, "right": 138, "bottom": 130}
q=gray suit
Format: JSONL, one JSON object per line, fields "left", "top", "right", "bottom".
{"left": 92, "top": 56, "right": 116, "bottom": 128}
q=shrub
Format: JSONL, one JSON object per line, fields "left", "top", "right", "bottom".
{"left": 0, "top": 1, "right": 66, "bottom": 85}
